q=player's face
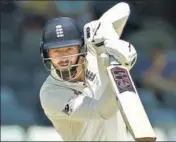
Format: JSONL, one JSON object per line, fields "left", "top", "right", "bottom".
{"left": 48, "top": 46, "right": 79, "bottom": 71}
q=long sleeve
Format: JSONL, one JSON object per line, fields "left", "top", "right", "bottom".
{"left": 40, "top": 81, "right": 118, "bottom": 121}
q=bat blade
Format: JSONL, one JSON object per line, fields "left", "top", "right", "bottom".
{"left": 107, "top": 65, "right": 156, "bottom": 141}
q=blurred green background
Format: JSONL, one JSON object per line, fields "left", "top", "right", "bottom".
{"left": 1, "top": 0, "right": 176, "bottom": 141}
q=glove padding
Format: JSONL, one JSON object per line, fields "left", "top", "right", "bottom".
{"left": 84, "top": 20, "right": 137, "bottom": 70}
{"left": 84, "top": 20, "right": 119, "bottom": 55}
{"left": 104, "top": 39, "right": 137, "bottom": 70}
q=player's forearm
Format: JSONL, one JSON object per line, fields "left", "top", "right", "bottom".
{"left": 62, "top": 88, "right": 118, "bottom": 120}
{"left": 95, "top": 85, "right": 119, "bottom": 119}
{"left": 41, "top": 88, "right": 118, "bottom": 121}
{"left": 92, "top": 56, "right": 119, "bottom": 119}
{"left": 66, "top": 58, "right": 119, "bottom": 120}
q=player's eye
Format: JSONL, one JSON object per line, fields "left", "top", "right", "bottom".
{"left": 68, "top": 48, "right": 74, "bottom": 51}
{"left": 53, "top": 50, "right": 59, "bottom": 53}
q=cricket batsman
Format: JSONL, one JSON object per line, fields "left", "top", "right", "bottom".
{"left": 39, "top": 4, "right": 137, "bottom": 141}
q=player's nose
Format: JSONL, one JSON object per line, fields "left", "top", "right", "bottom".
{"left": 58, "top": 57, "right": 69, "bottom": 64}
{"left": 61, "top": 56, "right": 69, "bottom": 61}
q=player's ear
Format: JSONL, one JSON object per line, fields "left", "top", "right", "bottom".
{"left": 40, "top": 41, "right": 49, "bottom": 59}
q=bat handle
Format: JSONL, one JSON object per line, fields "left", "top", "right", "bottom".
{"left": 109, "top": 55, "right": 120, "bottom": 66}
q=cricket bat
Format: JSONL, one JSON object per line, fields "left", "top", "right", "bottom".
{"left": 86, "top": 2, "right": 157, "bottom": 141}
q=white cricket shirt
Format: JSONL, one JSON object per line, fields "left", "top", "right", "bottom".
{"left": 40, "top": 52, "right": 128, "bottom": 141}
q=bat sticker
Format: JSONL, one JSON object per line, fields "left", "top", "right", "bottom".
{"left": 111, "top": 67, "right": 136, "bottom": 93}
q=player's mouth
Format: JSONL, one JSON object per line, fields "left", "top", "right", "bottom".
{"left": 59, "top": 61, "right": 72, "bottom": 67}
{"left": 60, "top": 64, "right": 69, "bottom": 67}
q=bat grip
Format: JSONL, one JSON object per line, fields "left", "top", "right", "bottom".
{"left": 109, "top": 55, "right": 120, "bottom": 65}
